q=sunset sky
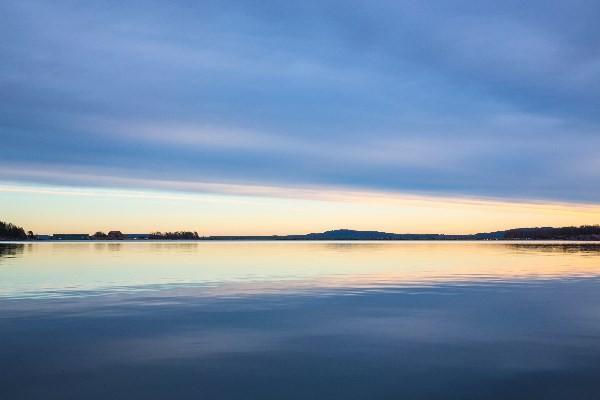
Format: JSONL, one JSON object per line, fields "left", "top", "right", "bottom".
{"left": 1, "top": 1, "right": 599, "bottom": 234}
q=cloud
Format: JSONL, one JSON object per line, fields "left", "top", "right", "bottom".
{"left": 1, "top": 0, "right": 599, "bottom": 204}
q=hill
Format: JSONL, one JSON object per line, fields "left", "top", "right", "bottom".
{"left": 205, "top": 226, "right": 600, "bottom": 241}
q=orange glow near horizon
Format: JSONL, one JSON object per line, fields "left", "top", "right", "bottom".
{"left": 0, "top": 182, "right": 599, "bottom": 235}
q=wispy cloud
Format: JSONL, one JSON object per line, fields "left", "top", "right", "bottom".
{"left": 1, "top": 0, "right": 599, "bottom": 204}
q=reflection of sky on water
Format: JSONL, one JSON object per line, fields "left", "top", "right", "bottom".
{"left": 2, "top": 242, "right": 600, "bottom": 399}
{"left": 2, "top": 241, "right": 600, "bottom": 299}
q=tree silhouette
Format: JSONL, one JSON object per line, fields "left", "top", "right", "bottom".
{"left": 0, "top": 221, "right": 27, "bottom": 240}
{"left": 149, "top": 231, "right": 201, "bottom": 240}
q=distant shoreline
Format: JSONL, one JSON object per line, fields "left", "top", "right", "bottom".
{"left": 2, "top": 226, "right": 600, "bottom": 242}
{"left": 3, "top": 238, "right": 600, "bottom": 243}
{"left": 3, "top": 240, "right": 600, "bottom": 245}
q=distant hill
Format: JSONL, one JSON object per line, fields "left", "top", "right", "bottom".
{"left": 285, "top": 229, "right": 447, "bottom": 240}
{"left": 301, "top": 226, "right": 600, "bottom": 241}
{"left": 206, "top": 229, "right": 448, "bottom": 241}
{"left": 205, "top": 226, "right": 600, "bottom": 241}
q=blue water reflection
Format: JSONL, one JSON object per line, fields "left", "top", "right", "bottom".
{"left": 1, "top": 242, "right": 600, "bottom": 399}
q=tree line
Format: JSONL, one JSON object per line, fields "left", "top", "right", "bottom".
{"left": 502, "top": 225, "right": 600, "bottom": 240}
{"left": 149, "top": 231, "right": 200, "bottom": 240}
{"left": 0, "top": 221, "right": 33, "bottom": 240}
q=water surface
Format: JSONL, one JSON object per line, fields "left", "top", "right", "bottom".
{"left": 2, "top": 241, "right": 600, "bottom": 399}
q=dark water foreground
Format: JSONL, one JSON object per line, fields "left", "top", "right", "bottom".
{"left": 2, "top": 241, "right": 600, "bottom": 399}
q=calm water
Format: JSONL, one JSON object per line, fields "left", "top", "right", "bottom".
{"left": 2, "top": 241, "right": 600, "bottom": 399}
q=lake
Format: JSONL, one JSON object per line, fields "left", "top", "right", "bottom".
{"left": 2, "top": 241, "right": 600, "bottom": 399}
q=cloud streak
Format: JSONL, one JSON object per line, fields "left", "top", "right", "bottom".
{"left": 1, "top": 0, "right": 599, "bottom": 205}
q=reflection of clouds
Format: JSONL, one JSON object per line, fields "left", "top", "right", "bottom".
{"left": 5, "top": 279, "right": 600, "bottom": 375}
{"left": 101, "top": 330, "right": 284, "bottom": 363}
{"left": 3, "top": 242, "right": 600, "bottom": 300}
{"left": 4, "top": 275, "right": 600, "bottom": 400}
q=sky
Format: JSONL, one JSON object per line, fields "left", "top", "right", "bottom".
{"left": 1, "top": 0, "right": 599, "bottom": 234}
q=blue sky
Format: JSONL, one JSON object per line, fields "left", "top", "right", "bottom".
{"left": 1, "top": 1, "right": 599, "bottom": 233}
